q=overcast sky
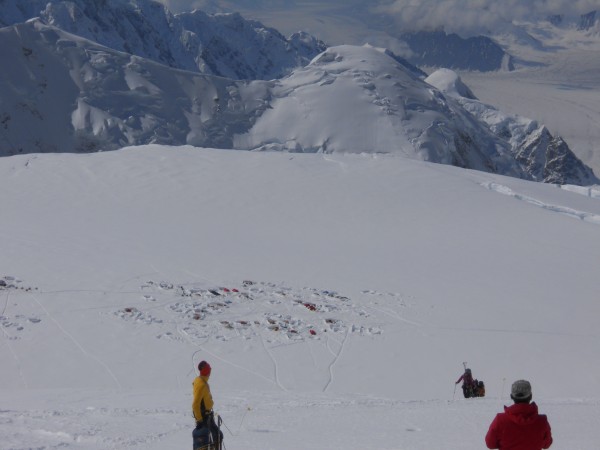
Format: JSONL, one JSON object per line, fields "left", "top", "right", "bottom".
{"left": 159, "top": 0, "right": 599, "bottom": 36}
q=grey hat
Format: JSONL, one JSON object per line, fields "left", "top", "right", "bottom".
{"left": 511, "top": 380, "right": 532, "bottom": 400}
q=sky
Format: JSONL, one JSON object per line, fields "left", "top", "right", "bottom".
{"left": 160, "top": 0, "right": 600, "bottom": 35}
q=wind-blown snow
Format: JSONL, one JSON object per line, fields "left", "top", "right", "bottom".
{"left": 1, "top": 146, "right": 599, "bottom": 448}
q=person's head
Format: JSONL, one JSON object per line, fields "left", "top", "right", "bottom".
{"left": 510, "top": 379, "right": 532, "bottom": 404}
{"left": 198, "top": 360, "right": 212, "bottom": 378}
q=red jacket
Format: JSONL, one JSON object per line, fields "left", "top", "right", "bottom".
{"left": 485, "top": 402, "right": 553, "bottom": 450}
{"left": 456, "top": 372, "right": 474, "bottom": 385}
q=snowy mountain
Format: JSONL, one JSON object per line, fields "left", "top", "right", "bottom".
{"left": 0, "top": 19, "right": 261, "bottom": 152}
{"left": 176, "top": 9, "right": 326, "bottom": 80}
{"left": 239, "top": 45, "right": 598, "bottom": 185}
{"left": 459, "top": 13, "right": 600, "bottom": 177}
{"left": 425, "top": 69, "right": 597, "bottom": 185}
{"left": 0, "top": 19, "right": 596, "bottom": 185}
{"left": 547, "top": 10, "right": 600, "bottom": 30}
{"left": 388, "top": 10, "right": 600, "bottom": 71}
{"left": 184, "top": 0, "right": 516, "bottom": 72}
{"left": 0, "top": 0, "right": 326, "bottom": 80}
{"left": 1, "top": 145, "right": 600, "bottom": 449}
{"left": 207, "top": 1, "right": 600, "bottom": 176}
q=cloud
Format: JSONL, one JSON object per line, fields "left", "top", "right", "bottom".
{"left": 375, "top": 0, "right": 600, "bottom": 35}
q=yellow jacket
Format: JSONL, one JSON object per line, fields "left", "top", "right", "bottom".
{"left": 192, "top": 375, "right": 214, "bottom": 421}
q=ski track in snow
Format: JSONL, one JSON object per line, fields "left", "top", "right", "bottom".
{"left": 1, "top": 279, "right": 126, "bottom": 389}
{"left": 323, "top": 327, "right": 350, "bottom": 393}
{"left": 179, "top": 331, "right": 277, "bottom": 388}
{"left": 28, "top": 292, "right": 124, "bottom": 389}
{"left": 181, "top": 318, "right": 297, "bottom": 390}
{"left": 1, "top": 289, "right": 8, "bottom": 317}
{"left": 259, "top": 330, "right": 288, "bottom": 392}
{"left": 0, "top": 300, "right": 29, "bottom": 389}
{"left": 483, "top": 182, "right": 600, "bottom": 225}
{"left": 361, "top": 289, "right": 426, "bottom": 331}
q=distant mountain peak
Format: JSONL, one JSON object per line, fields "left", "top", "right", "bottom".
{"left": 423, "top": 69, "right": 477, "bottom": 100}
{"left": 427, "top": 69, "right": 598, "bottom": 185}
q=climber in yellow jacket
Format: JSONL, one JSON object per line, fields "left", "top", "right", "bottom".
{"left": 193, "top": 360, "right": 214, "bottom": 423}
{"left": 192, "top": 360, "right": 223, "bottom": 449}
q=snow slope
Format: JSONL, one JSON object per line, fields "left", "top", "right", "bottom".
{"left": 1, "top": 146, "right": 599, "bottom": 449}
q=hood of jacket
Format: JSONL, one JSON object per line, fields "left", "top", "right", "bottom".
{"left": 504, "top": 402, "right": 540, "bottom": 425}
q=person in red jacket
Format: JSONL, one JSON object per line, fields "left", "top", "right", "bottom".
{"left": 455, "top": 367, "right": 477, "bottom": 398}
{"left": 485, "top": 379, "right": 553, "bottom": 450}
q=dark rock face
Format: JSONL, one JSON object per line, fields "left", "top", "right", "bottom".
{"left": 399, "top": 30, "right": 514, "bottom": 72}
{"left": 579, "top": 11, "right": 598, "bottom": 30}
{"left": 517, "top": 127, "right": 599, "bottom": 185}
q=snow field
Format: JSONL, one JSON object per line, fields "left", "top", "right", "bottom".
{"left": 1, "top": 146, "right": 599, "bottom": 448}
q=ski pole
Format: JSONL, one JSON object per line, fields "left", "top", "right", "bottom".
{"left": 501, "top": 377, "right": 506, "bottom": 400}
{"left": 453, "top": 383, "right": 457, "bottom": 400}
{"left": 219, "top": 414, "right": 235, "bottom": 436}
{"left": 217, "top": 414, "right": 224, "bottom": 450}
